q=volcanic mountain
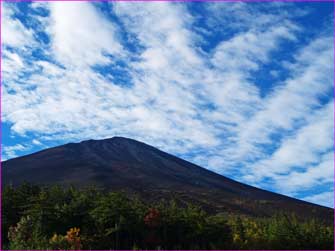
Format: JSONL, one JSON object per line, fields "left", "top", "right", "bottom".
{"left": 2, "top": 136, "right": 333, "bottom": 222}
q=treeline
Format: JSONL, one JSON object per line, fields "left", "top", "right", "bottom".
{"left": 2, "top": 183, "right": 334, "bottom": 250}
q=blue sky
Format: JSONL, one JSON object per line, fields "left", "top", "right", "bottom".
{"left": 1, "top": 1, "right": 334, "bottom": 207}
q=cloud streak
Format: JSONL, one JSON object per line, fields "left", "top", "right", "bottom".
{"left": 1, "top": 2, "right": 333, "bottom": 207}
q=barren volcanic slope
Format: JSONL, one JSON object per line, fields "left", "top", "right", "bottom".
{"left": 2, "top": 137, "right": 333, "bottom": 223}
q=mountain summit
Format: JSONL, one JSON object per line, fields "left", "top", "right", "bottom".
{"left": 2, "top": 136, "right": 332, "bottom": 222}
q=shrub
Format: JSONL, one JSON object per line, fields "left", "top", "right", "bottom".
{"left": 3, "top": 184, "right": 333, "bottom": 250}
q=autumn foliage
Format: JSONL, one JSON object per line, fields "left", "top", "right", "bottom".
{"left": 144, "top": 208, "right": 161, "bottom": 228}
{"left": 2, "top": 184, "right": 334, "bottom": 250}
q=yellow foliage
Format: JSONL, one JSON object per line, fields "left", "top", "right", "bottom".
{"left": 66, "top": 227, "right": 81, "bottom": 249}
{"left": 50, "top": 233, "right": 59, "bottom": 243}
{"left": 66, "top": 227, "right": 80, "bottom": 240}
{"left": 49, "top": 228, "right": 81, "bottom": 250}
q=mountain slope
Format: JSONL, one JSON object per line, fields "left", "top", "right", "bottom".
{"left": 2, "top": 136, "right": 333, "bottom": 222}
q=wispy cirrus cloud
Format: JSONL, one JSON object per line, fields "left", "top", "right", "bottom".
{"left": 2, "top": 3, "right": 34, "bottom": 48}
{"left": 2, "top": 143, "right": 30, "bottom": 160}
{"left": 1, "top": 2, "right": 333, "bottom": 207}
{"left": 233, "top": 35, "right": 333, "bottom": 163}
{"left": 303, "top": 190, "right": 334, "bottom": 208}
{"left": 243, "top": 101, "right": 333, "bottom": 192}
{"left": 48, "top": 2, "right": 124, "bottom": 67}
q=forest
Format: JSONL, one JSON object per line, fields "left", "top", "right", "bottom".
{"left": 2, "top": 183, "right": 334, "bottom": 250}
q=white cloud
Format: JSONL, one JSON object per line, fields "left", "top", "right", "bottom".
{"left": 2, "top": 144, "right": 30, "bottom": 160}
{"left": 228, "top": 35, "right": 333, "bottom": 164}
{"left": 2, "top": 50, "right": 25, "bottom": 79}
{"left": 199, "top": 21, "right": 298, "bottom": 135}
{"left": 243, "top": 100, "right": 333, "bottom": 184}
{"left": 303, "top": 191, "right": 334, "bottom": 208}
{"left": 32, "top": 139, "right": 43, "bottom": 146}
{"left": 205, "top": 2, "right": 304, "bottom": 34}
{"left": 1, "top": 2, "right": 333, "bottom": 207}
{"left": 211, "top": 22, "right": 297, "bottom": 72}
{"left": 1, "top": 3, "right": 34, "bottom": 48}
{"left": 114, "top": 2, "right": 200, "bottom": 66}
{"left": 48, "top": 2, "right": 123, "bottom": 67}
{"left": 274, "top": 151, "right": 334, "bottom": 194}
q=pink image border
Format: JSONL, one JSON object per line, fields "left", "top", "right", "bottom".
{"left": 0, "top": 0, "right": 333, "bottom": 250}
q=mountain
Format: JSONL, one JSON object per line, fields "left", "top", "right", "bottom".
{"left": 2, "top": 136, "right": 333, "bottom": 223}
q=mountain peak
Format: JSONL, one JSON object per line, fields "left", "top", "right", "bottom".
{"left": 2, "top": 137, "right": 332, "bottom": 222}
{"left": 80, "top": 136, "right": 148, "bottom": 146}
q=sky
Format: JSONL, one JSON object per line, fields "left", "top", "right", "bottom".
{"left": 1, "top": 1, "right": 334, "bottom": 208}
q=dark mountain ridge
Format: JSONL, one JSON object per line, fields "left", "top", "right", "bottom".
{"left": 2, "top": 136, "right": 333, "bottom": 223}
